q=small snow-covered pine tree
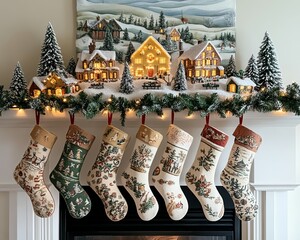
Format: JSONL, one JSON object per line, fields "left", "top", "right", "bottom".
{"left": 66, "top": 57, "right": 77, "bottom": 77}
{"left": 125, "top": 41, "right": 135, "bottom": 64}
{"left": 149, "top": 15, "right": 154, "bottom": 30}
{"left": 256, "top": 31, "right": 283, "bottom": 90}
{"left": 225, "top": 55, "right": 237, "bottom": 77}
{"left": 102, "top": 27, "right": 114, "bottom": 51}
{"left": 119, "top": 62, "right": 134, "bottom": 94}
{"left": 244, "top": 55, "right": 259, "bottom": 85}
{"left": 123, "top": 28, "right": 130, "bottom": 40}
{"left": 9, "top": 62, "right": 28, "bottom": 102}
{"left": 37, "top": 22, "right": 65, "bottom": 77}
{"left": 173, "top": 61, "right": 187, "bottom": 91}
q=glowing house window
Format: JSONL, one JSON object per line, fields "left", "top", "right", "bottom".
{"left": 188, "top": 70, "right": 192, "bottom": 77}
{"left": 102, "top": 72, "right": 107, "bottom": 79}
{"left": 33, "top": 90, "right": 41, "bottom": 98}
{"left": 196, "top": 60, "right": 201, "bottom": 66}
{"left": 206, "top": 59, "right": 211, "bottom": 65}
{"left": 159, "top": 58, "right": 166, "bottom": 64}
{"left": 213, "top": 60, "right": 217, "bottom": 65}
{"left": 206, "top": 70, "right": 209, "bottom": 76}
{"left": 195, "top": 70, "right": 200, "bottom": 77}
{"left": 212, "top": 52, "right": 215, "bottom": 58}
{"left": 83, "top": 61, "right": 88, "bottom": 69}
{"left": 90, "top": 72, "right": 94, "bottom": 79}
{"left": 136, "top": 68, "right": 143, "bottom": 76}
{"left": 135, "top": 58, "right": 142, "bottom": 64}
{"left": 202, "top": 52, "right": 205, "bottom": 58}
{"left": 94, "top": 61, "right": 101, "bottom": 69}
{"left": 212, "top": 70, "right": 216, "bottom": 76}
{"left": 201, "top": 70, "right": 205, "bottom": 76}
{"left": 202, "top": 60, "right": 205, "bottom": 67}
{"left": 84, "top": 72, "right": 89, "bottom": 80}
{"left": 55, "top": 88, "right": 63, "bottom": 97}
{"left": 113, "top": 72, "right": 117, "bottom": 78}
{"left": 207, "top": 46, "right": 212, "bottom": 51}
{"left": 110, "top": 72, "right": 113, "bottom": 78}
{"left": 109, "top": 61, "right": 113, "bottom": 67}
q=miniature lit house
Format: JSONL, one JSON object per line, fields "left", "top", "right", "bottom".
{"left": 179, "top": 41, "right": 224, "bottom": 79}
{"left": 76, "top": 41, "right": 119, "bottom": 81}
{"left": 226, "top": 76, "right": 256, "bottom": 94}
{"left": 81, "top": 16, "right": 122, "bottom": 41}
{"left": 29, "top": 71, "right": 80, "bottom": 97}
{"left": 130, "top": 36, "right": 171, "bottom": 78}
{"left": 165, "top": 28, "right": 181, "bottom": 41}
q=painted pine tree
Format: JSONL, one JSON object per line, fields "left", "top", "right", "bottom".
{"left": 123, "top": 28, "right": 130, "bottom": 40}
{"left": 66, "top": 57, "right": 77, "bottom": 77}
{"left": 102, "top": 27, "right": 114, "bottom": 51}
{"left": 256, "top": 32, "right": 283, "bottom": 90}
{"left": 9, "top": 62, "right": 28, "bottom": 104}
{"left": 225, "top": 55, "right": 237, "bottom": 77}
{"left": 149, "top": 15, "right": 154, "bottom": 30}
{"left": 244, "top": 55, "right": 259, "bottom": 85}
{"left": 125, "top": 42, "right": 135, "bottom": 64}
{"left": 37, "top": 23, "right": 65, "bottom": 77}
{"left": 119, "top": 62, "right": 134, "bottom": 94}
{"left": 173, "top": 61, "right": 187, "bottom": 91}
{"left": 159, "top": 11, "right": 166, "bottom": 29}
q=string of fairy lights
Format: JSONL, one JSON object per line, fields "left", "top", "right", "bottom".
{"left": 1, "top": 82, "right": 300, "bottom": 126}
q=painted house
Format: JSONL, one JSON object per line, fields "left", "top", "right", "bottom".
{"left": 75, "top": 41, "right": 119, "bottom": 81}
{"left": 82, "top": 16, "right": 122, "bottom": 41}
{"left": 165, "top": 28, "right": 181, "bottom": 41}
{"left": 29, "top": 71, "right": 80, "bottom": 97}
{"left": 226, "top": 76, "right": 256, "bottom": 94}
{"left": 130, "top": 36, "right": 171, "bottom": 78}
{"left": 178, "top": 41, "right": 224, "bottom": 79}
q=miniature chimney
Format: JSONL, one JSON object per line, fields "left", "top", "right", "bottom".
{"left": 179, "top": 39, "right": 184, "bottom": 56}
{"left": 89, "top": 40, "right": 96, "bottom": 54}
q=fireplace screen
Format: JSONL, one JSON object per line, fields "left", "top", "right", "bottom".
{"left": 60, "top": 187, "right": 240, "bottom": 240}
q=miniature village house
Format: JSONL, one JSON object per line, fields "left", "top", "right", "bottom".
{"left": 130, "top": 36, "right": 171, "bottom": 78}
{"left": 226, "top": 76, "right": 256, "bottom": 94}
{"left": 29, "top": 71, "right": 80, "bottom": 97}
{"left": 81, "top": 16, "right": 122, "bottom": 41}
{"left": 165, "top": 28, "right": 181, "bottom": 42}
{"left": 75, "top": 41, "right": 119, "bottom": 81}
{"left": 179, "top": 41, "right": 224, "bottom": 79}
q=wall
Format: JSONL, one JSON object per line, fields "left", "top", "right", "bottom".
{"left": 1, "top": 1, "right": 300, "bottom": 240}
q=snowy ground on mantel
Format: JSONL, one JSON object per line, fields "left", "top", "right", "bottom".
{"left": 78, "top": 78, "right": 234, "bottom": 101}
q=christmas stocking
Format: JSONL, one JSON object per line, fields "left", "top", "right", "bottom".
{"left": 121, "top": 124, "right": 163, "bottom": 221}
{"left": 13, "top": 125, "right": 57, "bottom": 218}
{"left": 186, "top": 124, "right": 229, "bottom": 221}
{"left": 220, "top": 124, "right": 262, "bottom": 221}
{"left": 152, "top": 124, "right": 193, "bottom": 220}
{"left": 50, "top": 124, "right": 95, "bottom": 219}
{"left": 87, "top": 125, "right": 130, "bottom": 221}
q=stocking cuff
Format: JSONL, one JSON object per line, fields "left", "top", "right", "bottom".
{"left": 102, "top": 125, "right": 130, "bottom": 151}
{"left": 167, "top": 124, "right": 193, "bottom": 150}
{"left": 201, "top": 124, "right": 229, "bottom": 148}
{"left": 31, "top": 125, "right": 57, "bottom": 149}
{"left": 66, "top": 124, "right": 95, "bottom": 150}
{"left": 136, "top": 124, "right": 163, "bottom": 148}
{"left": 233, "top": 124, "right": 262, "bottom": 152}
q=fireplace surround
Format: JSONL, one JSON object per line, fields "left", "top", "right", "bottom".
{"left": 59, "top": 186, "right": 241, "bottom": 240}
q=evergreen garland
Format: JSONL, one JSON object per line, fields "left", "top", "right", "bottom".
{"left": 2, "top": 82, "right": 300, "bottom": 126}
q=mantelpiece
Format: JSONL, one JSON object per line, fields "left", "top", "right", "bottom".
{"left": 1, "top": 109, "right": 300, "bottom": 240}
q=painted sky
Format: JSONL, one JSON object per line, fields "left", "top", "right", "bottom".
{"left": 85, "top": 0, "right": 235, "bottom": 18}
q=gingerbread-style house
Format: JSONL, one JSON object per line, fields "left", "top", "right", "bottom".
{"left": 29, "top": 71, "right": 80, "bottom": 98}
{"left": 82, "top": 16, "right": 122, "bottom": 41}
{"left": 179, "top": 41, "right": 224, "bottom": 79}
{"left": 130, "top": 36, "right": 171, "bottom": 78}
{"left": 76, "top": 41, "right": 119, "bottom": 81}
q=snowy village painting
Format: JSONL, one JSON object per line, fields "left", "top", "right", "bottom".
{"left": 26, "top": 0, "right": 281, "bottom": 102}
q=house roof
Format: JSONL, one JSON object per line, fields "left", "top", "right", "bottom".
{"left": 131, "top": 36, "right": 171, "bottom": 60}
{"left": 226, "top": 77, "right": 256, "bottom": 86}
{"left": 178, "top": 41, "right": 222, "bottom": 61}
{"left": 80, "top": 50, "right": 116, "bottom": 62}
{"left": 165, "top": 27, "right": 180, "bottom": 35}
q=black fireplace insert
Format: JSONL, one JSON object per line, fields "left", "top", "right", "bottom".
{"left": 59, "top": 186, "right": 241, "bottom": 240}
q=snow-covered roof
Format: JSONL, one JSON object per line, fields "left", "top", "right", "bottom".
{"left": 178, "top": 41, "right": 222, "bottom": 61}
{"left": 80, "top": 49, "right": 116, "bottom": 62}
{"left": 165, "top": 27, "right": 179, "bottom": 35}
{"left": 226, "top": 77, "right": 256, "bottom": 86}
{"left": 32, "top": 77, "right": 46, "bottom": 91}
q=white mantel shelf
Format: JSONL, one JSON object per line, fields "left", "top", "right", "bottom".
{"left": 1, "top": 109, "right": 300, "bottom": 240}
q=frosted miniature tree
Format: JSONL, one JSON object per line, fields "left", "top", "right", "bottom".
{"left": 173, "top": 61, "right": 187, "bottom": 91}
{"left": 244, "top": 55, "right": 259, "bottom": 85}
{"left": 66, "top": 57, "right": 77, "bottom": 77}
{"left": 225, "top": 55, "right": 237, "bottom": 77}
{"left": 125, "top": 42, "right": 135, "bottom": 64}
{"left": 256, "top": 32, "right": 283, "bottom": 90}
{"left": 37, "top": 23, "right": 65, "bottom": 77}
{"left": 119, "top": 62, "right": 134, "bottom": 94}
{"left": 102, "top": 27, "right": 114, "bottom": 51}
{"left": 9, "top": 62, "right": 28, "bottom": 102}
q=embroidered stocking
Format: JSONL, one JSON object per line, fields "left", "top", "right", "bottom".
{"left": 87, "top": 125, "right": 130, "bottom": 221}
{"left": 152, "top": 124, "right": 193, "bottom": 220}
{"left": 50, "top": 124, "right": 95, "bottom": 219}
{"left": 13, "top": 125, "right": 57, "bottom": 218}
{"left": 121, "top": 124, "right": 163, "bottom": 221}
{"left": 220, "top": 124, "right": 262, "bottom": 221}
{"left": 186, "top": 124, "right": 229, "bottom": 221}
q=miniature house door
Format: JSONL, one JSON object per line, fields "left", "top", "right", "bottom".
{"left": 148, "top": 67, "right": 154, "bottom": 77}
